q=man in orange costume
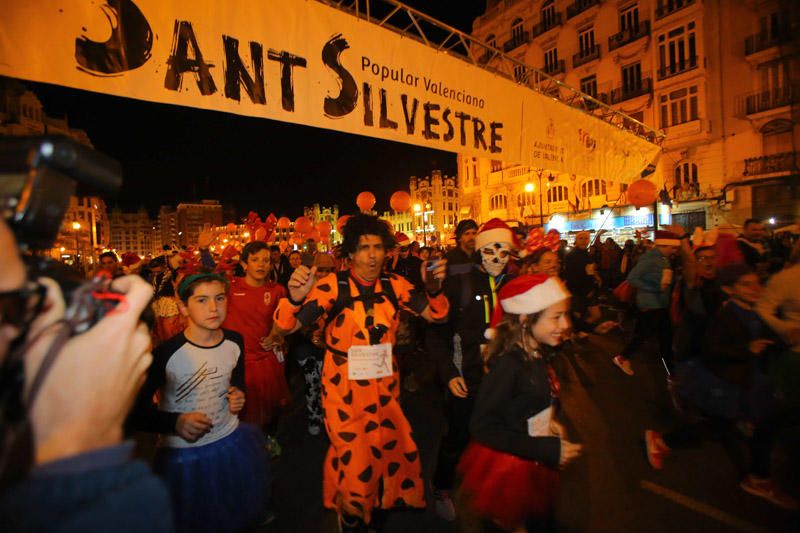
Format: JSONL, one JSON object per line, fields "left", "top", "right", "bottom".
{"left": 274, "top": 214, "right": 448, "bottom": 531}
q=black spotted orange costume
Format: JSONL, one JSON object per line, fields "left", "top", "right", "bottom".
{"left": 274, "top": 270, "right": 449, "bottom": 517}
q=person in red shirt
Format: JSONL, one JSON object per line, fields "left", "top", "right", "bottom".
{"left": 222, "top": 241, "right": 289, "bottom": 437}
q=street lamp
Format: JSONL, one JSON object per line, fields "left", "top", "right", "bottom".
{"left": 72, "top": 221, "right": 81, "bottom": 268}
{"left": 532, "top": 169, "right": 554, "bottom": 227}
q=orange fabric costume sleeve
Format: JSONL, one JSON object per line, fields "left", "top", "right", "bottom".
{"left": 388, "top": 274, "right": 449, "bottom": 321}
{"left": 273, "top": 273, "right": 338, "bottom": 332}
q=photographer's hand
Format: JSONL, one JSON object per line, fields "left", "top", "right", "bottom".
{"left": 25, "top": 275, "right": 154, "bottom": 466}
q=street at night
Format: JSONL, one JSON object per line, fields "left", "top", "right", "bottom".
{"left": 264, "top": 328, "right": 798, "bottom": 532}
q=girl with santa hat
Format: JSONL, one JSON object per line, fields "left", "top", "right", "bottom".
{"left": 459, "top": 274, "right": 582, "bottom": 532}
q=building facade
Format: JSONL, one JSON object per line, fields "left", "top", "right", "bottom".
{"left": 50, "top": 196, "right": 110, "bottom": 269}
{"left": 463, "top": 0, "right": 798, "bottom": 236}
{"left": 175, "top": 200, "right": 223, "bottom": 247}
{"left": 409, "top": 170, "right": 461, "bottom": 245}
{"left": 108, "top": 207, "right": 161, "bottom": 258}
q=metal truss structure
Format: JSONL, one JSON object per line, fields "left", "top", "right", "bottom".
{"left": 318, "top": 0, "right": 666, "bottom": 146}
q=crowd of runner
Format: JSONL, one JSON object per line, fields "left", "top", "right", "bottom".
{"left": 29, "top": 214, "right": 800, "bottom": 531}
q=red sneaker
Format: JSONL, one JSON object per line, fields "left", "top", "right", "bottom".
{"left": 645, "top": 430, "right": 669, "bottom": 470}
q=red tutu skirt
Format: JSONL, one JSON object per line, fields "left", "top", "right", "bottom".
{"left": 458, "top": 441, "right": 560, "bottom": 530}
{"left": 241, "top": 353, "right": 291, "bottom": 427}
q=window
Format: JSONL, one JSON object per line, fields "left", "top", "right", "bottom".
{"left": 674, "top": 161, "right": 698, "bottom": 185}
{"left": 658, "top": 22, "right": 697, "bottom": 77}
{"left": 542, "top": 0, "right": 557, "bottom": 26}
{"left": 579, "top": 28, "right": 596, "bottom": 56}
{"left": 518, "top": 192, "right": 536, "bottom": 206}
{"left": 511, "top": 18, "right": 524, "bottom": 41}
{"left": 580, "top": 75, "right": 597, "bottom": 98}
{"left": 758, "top": 59, "right": 789, "bottom": 94}
{"left": 547, "top": 185, "right": 569, "bottom": 203}
{"left": 620, "top": 4, "right": 640, "bottom": 33}
{"left": 491, "top": 160, "right": 503, "bottom": 172}
{"left": 622, "top": 62, "right": 643, "bottom": 93}
{"left": 544, "top": 47, "right": 559, "bottom": 71}
{"left": 514, "top": 65, "right": 528, "bottom": 83}
{"left": 490, "top": 194, "right": 508, "bottom": 210}
{"left": 581, "top": 179, "right": 607, "bottom": 197}
{"left": 486, "top": 33, "right": 496, "bottom": 49}
{"left": 472, "top": 159, "right": 478, "bottom": 186}
{"left": 659, "top": 85, "right": 698, "bottom": 127}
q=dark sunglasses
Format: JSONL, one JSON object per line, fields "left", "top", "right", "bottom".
{"left": 0, "top": 282, "right": 47, "bottom": 330}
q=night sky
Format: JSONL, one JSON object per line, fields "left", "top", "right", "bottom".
{"left": 24, "top": 0, "right": 488, "bottom": 220}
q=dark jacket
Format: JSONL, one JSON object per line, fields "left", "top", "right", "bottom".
{"left": 445, "top": 247, "right": 478, "bottom": 276}
{"left": 470, "top": 347, "right": 560, "bottom": 467}
{"left": 428, "top": 266, "right": 510, "bottom": 391}
{"left": 564, "top": 248, "right": 595, "bottom": 299}
{"left": 702, "top": 300, "right": 775, "bottom": 390}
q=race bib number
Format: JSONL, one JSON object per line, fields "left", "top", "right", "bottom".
{"left": 348, "top": 343, "right": 393, "bottom": 380}
{"left": 527, "top": 407, "right": 553, "bottom": 437}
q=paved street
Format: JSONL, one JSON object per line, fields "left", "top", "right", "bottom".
{"left": 263, "top": 330, "right": 798, "bottom": 532}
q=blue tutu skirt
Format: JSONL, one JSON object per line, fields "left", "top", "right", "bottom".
{"left": 154, "top": 423, "right": 270, "bottom": 533}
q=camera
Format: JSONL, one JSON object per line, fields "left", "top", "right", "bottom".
{"left": 0, "top": 136, "right": 127, "bottom": 325}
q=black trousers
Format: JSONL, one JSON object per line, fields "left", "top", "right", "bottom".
{"left": 433, "top": 394, "right": 475, "bottom": 491}
{"left": 622, "top": 308, "right": 673, "bottom": 370}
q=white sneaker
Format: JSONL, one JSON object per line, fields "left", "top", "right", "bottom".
{"left": 434, "top": 490, "right": 456, "bottom": 521}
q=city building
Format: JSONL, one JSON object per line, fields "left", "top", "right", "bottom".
{"left": 159, "top": 206, "right": 179, "bottom": 250}
{"left": 409, "top": 170, "right": 460, "bottom": 245}
{"left": 463, "top": 0, "right": 798, "bottom": 238}
{"left": 381, "top": 209, "right": 415, "bottom": 238}
{"left": 175, "top": 200, "right": 223, "bottom": 247}
{"left": 50, "top": 196, "right": 110, "bottom": 270}
{"left": 108, "top": 206, "right": 161, "bottom": 258}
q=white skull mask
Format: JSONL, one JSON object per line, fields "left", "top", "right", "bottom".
{"left": 480, "top": 242, "right": 511, "bottom": 277}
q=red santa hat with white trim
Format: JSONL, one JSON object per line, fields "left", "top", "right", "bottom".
{"left": 654, "top": 229, "right": 681, "bottom": 247}
{"left": 395, "top": 232, "right": 411, "bottom": 247}
{"left": 486, "top": 273, "right": 571, "bottom": 339}
{"left": 476, "top": 218, "right": 516, "bottom": 250}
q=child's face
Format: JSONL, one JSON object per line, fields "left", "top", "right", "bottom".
{"left": 182, "top": 280, "right": 228, "bottom": 330}
{"left": 242, "top": 249, "right": 271, "bottom": 283}
{"left": 724, "top": 273, "right": 762, "bottom": 305}
{"left": 530, "top": 299, "right": 571, "bottom": 347}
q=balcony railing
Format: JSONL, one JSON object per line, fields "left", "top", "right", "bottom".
{"left": 533, "top": 13, "right": 564, "bottom": 38}
{"left": 744, "top": 86, "right": 795, "bottom": 115}
{"left": 504, "top": 30, "right": 530, "bottom": 52}
{"left": 573, "top": 45, "right": 600, "bottom": 68}
{"left": 567, "top": 0, "right": 601, "bottom": 20}
{"left": 608, "top": 20, "right": 651, "bottom": 51}
{"left": 655, "top": 0, "right": 696, "bottom": 21}
{"left": 543, "top": 60, "right": 566, "bottom": 76}
{"left": 610, "top": 78, "right": 653, "bottom": 104}
{"left": 743, "top": 151, "right": 798, "bottom": 176}
{"left": 745, "top": 28, "right": 789, "bottom": 56}
{"left": 657, "top": 56, "right": 698, "bottom": 80}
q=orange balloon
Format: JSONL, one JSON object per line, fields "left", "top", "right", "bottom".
{"left": 254, "top": 227, "right": 267, "bottom": 241}
{"left": 226, "top": 222, "right": 237, "bottom": 232}
{"left": 356, "top": 191, "right": 376, "bottom": 212}
{"left": 278, "top": 240, "right": 288, "bottom": 252}
{"left": 390, "top": 190, "right": 412, "bottom": 213}
{"left": 627, "top": 179, "right": 658, "bottom": 208}
{"left": 308, "top": 228, "right": 321, "bottom": 242}
{"left": 294, "top": 216, "right": 313, "bottom": 234}
{"left": 277, "top": 216, "right": 291, "bottom": 229}
{"left": 336, "top": 215, "right": 351, "bottom": 234}
{"left": 317, "top": 221, "right": 332, "bottom": 236}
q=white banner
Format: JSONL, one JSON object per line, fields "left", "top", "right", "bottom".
{"left": 0, "top": 0, "right": 659, "bottom": 180}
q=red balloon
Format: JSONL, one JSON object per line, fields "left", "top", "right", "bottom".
{"left": 390, "top": 191, "right": 412, "bottom": 213}
{"left": 336, "top": 215, "right": 351, "bottom": 234}
{"left": 627, "top": 179, "right": 658, "bottom": 208}
{"left": 226, "top": 222, "right": 237, "bottom": 232}
{"left": 356, "top": 191, "right": 376, "bottom": 212}
{"left": 317, "top": 221, "right": 332, "bottom": 236}
{"left": 277, "top": 216, "right": 291, "bottom": 229}
{"left": 254, "top": 227, "right": 267, "bottom": 241}
{"left": 294, "top": 216, "right": 313, "bottom": 234}
{"left": 308, "top": 228, "right": 321, "bottom": 242}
